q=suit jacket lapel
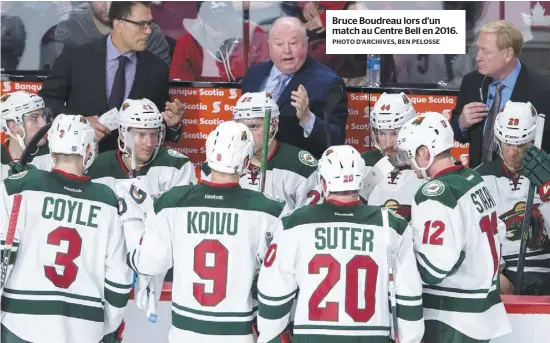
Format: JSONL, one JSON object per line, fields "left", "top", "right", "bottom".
{"left": 129, "top": 52, "right": 146, "bottom": 99}
{"left": 251, "top": 61, "right": 273, "bottom": 92}
{"left": 277, "top": 58, "right": 314, "bottom": 110}
{"left": 92, "top": 36, "right": 109, "bottom": 110}
{"left": 510, "top": 62, "right": 530, "bottom": 102}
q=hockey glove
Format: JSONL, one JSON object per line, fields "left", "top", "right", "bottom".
{"left": 522, "top": 146, "right": 550, "bottom": 202}
{"left": 102, "top": 321, "right": 125, "bottom": 343}
{"left": 134, "top": 273, "right": 159, "bottom": 322}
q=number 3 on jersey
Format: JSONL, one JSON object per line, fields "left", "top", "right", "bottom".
{"left": 44, "top": 227, "right": 82, "bottom": 289}
{"left": 309, "top": 254, "right": 378, "bottom": 322}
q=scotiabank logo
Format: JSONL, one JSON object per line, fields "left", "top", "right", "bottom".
{"left": 2, "top": 82, "right": 12, "bottom": 93}
{"left": 1, "top": 82, "right": 42, "bottom": 94}
{"left": 229, "top": 89, "right": 239, "bottom": 99}
{"left": 212, "top": 101, "right": 222, "bottom": 113}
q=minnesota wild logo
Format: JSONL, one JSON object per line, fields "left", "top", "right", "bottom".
{"left": 500, "top": 202, "right": 543, "bottom": 242}
{"left": 383, "top": 199, "right": 411, "bottom": 222}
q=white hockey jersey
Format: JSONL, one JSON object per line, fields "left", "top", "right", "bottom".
{"left": 127, "top": 182, "right": 286, "bottom": 343}
{"left": 86, "top": 147, "right": 197, "bottom": 197}
{"left": 202, "top": 141, "right": 321, "bottom": 214}
{"left": 410, "top": 165, "right": 511, "bottom": 340}
{"left": 1, "top": 140, "right": 52, "bottom": 181}
{"left": 361, "top": 149, "right": 426, "bottom": 221}
{"left": 476, "top": 161, "right": 550, "bottom": 275}
{"left": 257, "top": 199, "right": 424, "bottom": 343}
{"left": 0, "top": 168, "right": 132, "bottom": 343}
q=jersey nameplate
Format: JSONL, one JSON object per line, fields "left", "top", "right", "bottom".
{"left": 422, "top": 180, "right": 445, "bottom": 197}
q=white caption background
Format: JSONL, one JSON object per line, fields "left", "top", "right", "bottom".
{"left": 326, "top": 10, "right": 466, "bottom": 55}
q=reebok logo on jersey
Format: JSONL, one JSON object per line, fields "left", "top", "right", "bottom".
{"left": 205, "top": 194, "right": 223, "bottom": 200}
{"left": 64, "top": 186, "right": 82, "bottom": 193}
{"left": 335, "top": 212, "right": 354, "bottom": 217}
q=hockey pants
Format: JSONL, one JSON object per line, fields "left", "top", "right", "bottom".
{"left": 423, "top": 320, "right": 489, "bottom": 343}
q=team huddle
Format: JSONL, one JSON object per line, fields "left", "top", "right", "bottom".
{"left": 1, "top": 90, "right": 549, "bottom": 343}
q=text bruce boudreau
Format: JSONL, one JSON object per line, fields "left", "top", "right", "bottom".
{"left": 326, "top": 10, "right": 466, "bottom": 55}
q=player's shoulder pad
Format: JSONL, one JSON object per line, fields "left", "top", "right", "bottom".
{"left": 361, "top": 149, "right": 384, "bottom": 167}
{"left": 245, "top": 190, "right": 286, "bottom": 218}
{"left": 473, "top": 160, "right": 505, "bottom": 178}
{"left": 151, "top": 147, "right": 191, "bottom": 169}
{"left": 86, "top": 181, "right": 120, "bottom": 209}
{"left": 152, "top": 184, "right": 193, "bottom": 214}
{"left": 3, "top": 168, "right": 42, "bottom": 195}
{"left": 414, "top": 178, "right": 458, "bottom": 209}
{"left": 85, "top": 150, "right": 118, "bottom": 178}
{"left": 385, "top": 209, "right": 409, "bottom": 236}
{"left": 273, "top": 142, "right": 318, "bottom": 177}
{"left": 281, "top": 204, "right": 316, "bottom": 231}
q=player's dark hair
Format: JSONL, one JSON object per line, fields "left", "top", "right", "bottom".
{"left": 331, "top": 190, "right": 360, "bottom": 197}
{"left": 436, "top": 149, "right": 452, "bottom": 160}
{"left": 109, "top": 1, "right": 152, "bottom": 27}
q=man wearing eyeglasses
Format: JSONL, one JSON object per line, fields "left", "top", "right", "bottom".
{"left": 450, "top": 20, "right": 550, "bottom": 168}
{"left": 39, "top": 1, "right": 184, "bottom": 154}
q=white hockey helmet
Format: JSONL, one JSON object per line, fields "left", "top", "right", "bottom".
{"left": 48, "top": 114, "right": 97, "bottom": 170}
{"left": 205, "top": 121, "right": 254, "bottom": 174}
{"left": 494, "top": 101, "right": 538, "bottom": 146}
{"left": 397, "top": 112, "right": 454, "bottom": 179}
{"left": 232, "top": 92, "right": 280, "bottom": 121}
{"left": 317, "top": 145, "right": 365, "bottom": 196}
{"left": 370, "top": 92, "right": 416, "bottom": 130}
{"left": 117, "top": 98, "right": 165, "bottom": 164}
{"left": 1, "top": 91, "right": 46, "bottom": 149}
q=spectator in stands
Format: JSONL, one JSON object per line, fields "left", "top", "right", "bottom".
{"left": 300, "top": 1, "right": 372, "bottom": 86}
{"left": 39, "top": 1, "right": 183, "bottom": 154}
{"left": 242, "top": 16, "right": 347, "bottom": 158}
{"left": 169, "top": 1, "right": 268, "bottom": 82}
{"left": 40, "top": 1, "right": 170, "bottom": 70}
{"left": 451, "top": 20, "right": 550, "bottom": 168}
{"left": 1, "top": 2, "right": 26, "bottom": 71}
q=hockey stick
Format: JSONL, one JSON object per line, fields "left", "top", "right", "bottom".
{"left": 0, "top": 193, "right": 23, "bottom": 290}
{"left": 9, "top": 122, "right": 52, "bottom": 174}
{"left": 381, "top": 208, "right": 399, "bottom": 342}
{"left": 324, "top": 85, "right": 344, "bottom": 148}
{"left": 514, "top": 113, "right": 546, "bottom": 294}
{"left": 259, "top": 107, "right": 272, "bottom": 193}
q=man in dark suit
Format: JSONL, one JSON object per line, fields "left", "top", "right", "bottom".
{"left": 242, "top": 16, "right": 347, "bottom": 158}
{"left": 451, "top": 20, "right": 550, "bottom": 168}
{"left": 39, "top": 1, "right": 183, "bottom": 153}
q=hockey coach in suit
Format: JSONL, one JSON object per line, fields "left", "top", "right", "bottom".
{"left": 242, "top": 16, "right": 348, "bottom": 159}
{"left": 450, "top": 20, "right": 550, "bottom": 168}
{"left": 39, "top": 1, "right": 184, "bottom": 154}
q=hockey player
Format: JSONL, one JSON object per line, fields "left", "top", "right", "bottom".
{"left": 361, "top": 92, "right": 425, "bottom": 221}
{"left": 86, "top": 98, "right": 197, "bottom": 320}
{"left": 0, "top": 91, "right": 51, "bottom": 180}
{"left": 396, "top": 112, "right": 511, "bottom": 342}
{"left": 256, "top": 145, "right": 424, "bottom": 343}
{"left": 86, "top": 98, "right": 197, "bottom": 194}
{"left": 123, "top": 121, "right": 286, "bottom": 343}
{"left": 202, "top": 92, "right": 321, "bottom": 214}
{"left": 0, "top": 114, "right": 132, "bottom": 343}
{"left": 475, "top": 101, "right": 550, "bottom": 295}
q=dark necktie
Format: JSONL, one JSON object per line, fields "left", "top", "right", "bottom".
{"left": 108, "top": 55, "right": 129, "bottom": 110}
{"left": 482, "top": 82, "right": 504, "bottom": 163}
